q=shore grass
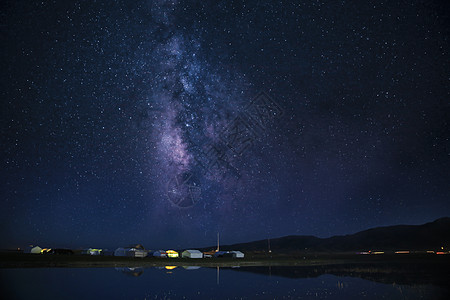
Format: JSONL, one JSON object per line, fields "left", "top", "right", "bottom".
{"left": 1, "top": 252, "right": 449, "bottom": 268}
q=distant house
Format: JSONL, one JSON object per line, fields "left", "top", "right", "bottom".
{"left": 25, "top": 246, "right": 42, "bottom": 254}
{"left": 153, "top": 250, "right": 167, "bottom": 258}
{"left": 231, "top": 251, "right": 244, "bottom": 258}
{"left": 182, "top": 250, "right": 203, "bottom": 258}
{"left": 166, "top": 250, "right": 179, "bottom": 258}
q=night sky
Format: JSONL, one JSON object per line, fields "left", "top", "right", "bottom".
{"left": 1, "top": 1, "right": 449, "bottom": 250}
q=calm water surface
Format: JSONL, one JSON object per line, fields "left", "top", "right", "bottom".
{"left": 1, "top": 266, "right": 448, "bottom": 299}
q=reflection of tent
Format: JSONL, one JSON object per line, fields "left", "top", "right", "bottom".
{"left": 115, "top": 267, "right": 144, "bottom": 277}
{"left": 183, "top": 266, "right": 201, "bottom": 270}
{"left": 231, "top": 251, "right": 244, "bottom": 258}
{"left": 182, "top": 250, "right": 203, "bottom": 258}
{"left": 166, "top": 250, "right": 179, "bottom": 258}
{"left": 153, "top": 250, "right": 167, "bottom": 257}
{"left": 25, "top": 246, "right": 42, "bottom": 254}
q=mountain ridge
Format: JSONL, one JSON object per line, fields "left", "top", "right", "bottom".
{"left": 202, "top": 217, "right": 450, "bottom": 253}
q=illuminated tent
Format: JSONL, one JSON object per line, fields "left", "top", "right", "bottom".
{"left": 166, "top": 250, "right": 179, "bottom": 258}
{"left": 182, "top": 250, "right": 203, "bottom": 258}
{"left": 82, "top": 248, "right": 102, "bottom": 255}
{"left": 25, "top": 246, "right": 42, "bottom": 254}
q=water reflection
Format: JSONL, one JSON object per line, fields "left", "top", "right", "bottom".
{"left": 1, "top": 264, "right": 448, "bottom": 299}
{"left": 114, "top": 267, "right": 144, "bottom": 277}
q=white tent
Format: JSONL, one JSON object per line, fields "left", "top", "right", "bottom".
{"left": 182, "top": 249, "right": 203, "bottom": 258}
{"left": 25, "top": 246, "right": 42, "bottom": 254}
{"left": 127, "top": 248, "right": 147, "bottom": 258}
{"left": 114, "top": 248, "right": 127, "bottom": 256}
{"left": 231, "top": 251, "right": 244, "bottom": 258}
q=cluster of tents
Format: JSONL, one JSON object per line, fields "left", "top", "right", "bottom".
{"left": 24, "top": 244, "right": 245, "bottom": 259}
{"left": 113, "top": 248, "right": 244, "bottom": 259}
{"left": 24, "top": 246, "right": 74, "bottom": 255}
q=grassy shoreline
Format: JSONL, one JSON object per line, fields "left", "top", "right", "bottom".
{"left": 1, "top": 252, "right": 449, "bottom": 268}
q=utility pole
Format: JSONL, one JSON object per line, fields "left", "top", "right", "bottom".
{"left": 216, "top": 232, "right": 220, "bottom": 252}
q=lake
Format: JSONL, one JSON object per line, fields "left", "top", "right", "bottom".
{"left": 1, "top": 265, "right": 448, "bottom": 299}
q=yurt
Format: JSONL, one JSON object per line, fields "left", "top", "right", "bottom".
{"left": 182, "top": 249, "right": 203, "bottom": 258}
{"left": 127, "top": 248, "right": 147, "bottom": 258}
{"left": 114, "top": 248, "right": 127, "bottom": 256}
{"left": 231, "top": 251, "right": 244, "bottom": 258}
{"left": 153, "top": 250, "right": 167, "bottom": 257}
{"left": 166, "top": 250, "right": 179, "bottom": 258}
{"left": 25, "top": 245, "right": 42, "bottom": 254}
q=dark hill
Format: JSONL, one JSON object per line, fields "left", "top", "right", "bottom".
{"left": 207, "top": 217, "right": 450, "bottom": 253}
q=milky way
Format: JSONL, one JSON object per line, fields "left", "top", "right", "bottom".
{"left": 142, "top": 3, "right": 283, "bottom": 243}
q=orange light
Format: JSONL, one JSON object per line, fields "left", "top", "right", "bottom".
{"left": 165, "top": 266, "right": 177, "bottom": 270}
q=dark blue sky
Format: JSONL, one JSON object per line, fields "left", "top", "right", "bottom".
{"left": 1, "top": 0, "right": 449, "bottom": 250}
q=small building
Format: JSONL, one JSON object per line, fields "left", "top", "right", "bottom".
{"left": 231, "top": 251, "right": 244, "bottom": 258}
{"left": 153, "top": 250, "right": 167, "bottom": 258}
{"left": 166, "top": 250, "right": 179, "bottom": 258}
{"left": 182, "top": 250, "right": 203, "bottom": 258}
{"left": 25, "top": 246, "right": 42, "bottom": 254}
